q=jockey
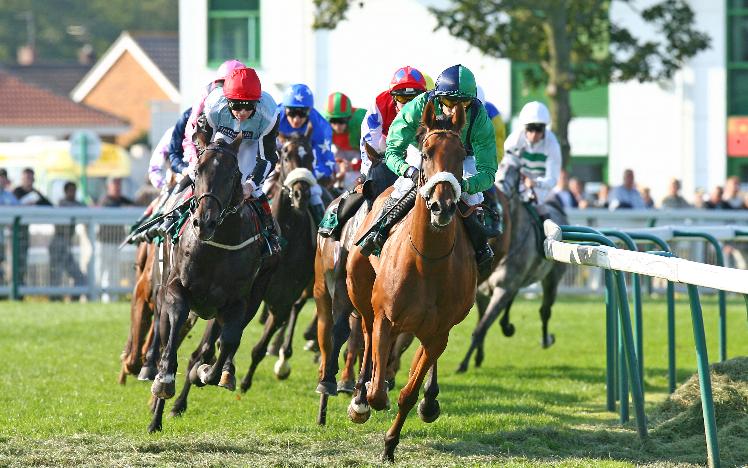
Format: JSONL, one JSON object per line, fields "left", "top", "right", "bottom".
{"left": 277, "top": 83, "right": 334, "bottom": 224}
{"left": 317, "top": 66, "right": 427, "bottom": 239}
{"left": 323, "top": 92, "right": 366, "bottom": 189}
{"left": 356, "top": 64, "right": 498, "bottom": 276}
{"left": 483, "top": 102, "right": 506, "bottom": 162}
{"left": 199, "top": 66, "right": 283, "bottom": 254}
{"left": 499, "top": 101, "right": 561, "bottom": 222}
{"left": 177, "top": 59, "right": 246, "bottom": 176}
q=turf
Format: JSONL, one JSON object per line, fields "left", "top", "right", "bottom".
{"left": 0, "top": 295, "right": 746, "bottom": 467}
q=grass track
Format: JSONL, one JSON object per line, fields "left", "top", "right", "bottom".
{"left": 0, "top": 296, "right": 746, "bottom": 466}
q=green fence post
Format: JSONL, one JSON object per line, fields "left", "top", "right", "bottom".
{"left": 604, "top": 270, "right": 616, "bottom": 412}
{"left": 10, "top": 216, "right": 20, "bottom": 301}
{"left": 686, "top": 285, "right": 721, "bottom": 468}
{"left": 673, "top": 230, "right": 726, "bottom": 362}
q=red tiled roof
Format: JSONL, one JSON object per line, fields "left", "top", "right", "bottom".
{"left": 0, "top": 70, "right": 128, "bottom": 128}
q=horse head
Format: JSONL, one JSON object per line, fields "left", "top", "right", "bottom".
{"left": 191, "top": 129, "right": 243, "bottom": 241}
{"left": 278, "top": 129, "right": 315, "bottom": 211}
{"left": 417, "top": 100, "right": 467, "bottom": 228}
{"left": 497, "top": 152, "right": 522, "bottom": 205}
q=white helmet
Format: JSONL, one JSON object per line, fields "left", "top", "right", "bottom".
{"left": 519, "top": 101, "right": 551, "bottom": 126}
{"left": 476, "top": 84, "right": 485, "bottom": 104}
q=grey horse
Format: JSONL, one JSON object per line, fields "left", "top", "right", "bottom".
{"left": 457, "top": 162, "right": 567, "bottom": 373}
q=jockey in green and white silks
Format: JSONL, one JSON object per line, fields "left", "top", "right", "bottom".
{"left": 499, "top": 101, "right": 561, "bottom": 209}
{"left": 357, "top": 64, "right": 498, "bottom": 276}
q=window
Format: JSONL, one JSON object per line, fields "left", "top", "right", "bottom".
{"left": 208, "top": 0, "right": 260, "bottom": 67}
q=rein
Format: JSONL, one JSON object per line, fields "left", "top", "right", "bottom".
{"left": 408, "top": 232, "right": 455, "bottom": 261}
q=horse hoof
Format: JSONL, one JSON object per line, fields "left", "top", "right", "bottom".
{"left": 385, "top": 379, "right": 395, "bottom": 392}
{"left": 240, "top": 376, "right": 252, "bottom": 394}
{"left": 502, "top": 323, "right": 516, "bottom": 337}
{"left": 138, "top": 366, "right": 156, "bottom": 381}
{"left": 542, "top": 334, "right": 556, "bottom": 349}
{"left": 348, "top": 400, "right": 370, "bottom": 424}
{"left": 337, "top": 380, "right": 355, "bottom": 394}
{"left": 303, "top": 340, "right": 319, "bottom": 353}
{"left": 418, "top": 398, "right": 441, "bottom": 423}
{"left": 218, "top": 371, "right": 236, "bottom": 391}
{"left": 197, "top": 363, "right": 213, "bottom": 385}
{"left": 169, "top": 402, "right": 186, "bottom": 418}
{"left": 147, "top": 422, "right": 162, "bottom": 433}
{"left": 316, "top": 381, "right": 338, "bottom": 396}
{"left": 273, "top": 359, "right": 291, "bottom": 380}
{"left": 150, "top": 376, "right": 175, "bottom": 399}
{"left": 456, "top": 362, "right": 468, "bottom": 374}
{"left": 189, "top": 364, "right": 206, "bottom": 387}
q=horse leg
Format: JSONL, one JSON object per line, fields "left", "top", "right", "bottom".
{"left": 274, "top": 295, "right": 306, "bottom": 379}
{"left": 240, "top": 310, "right": 283, "bottom": 393}
{"left": 418, "top": 363, "right": 440, "bottom": 423}
{"left": 171, "top": 320, "right": 220, "bottom": 417}
{"left": 540, "top": 267, "right": 562, "bottom": 348}
{"left": 148, "top": 397, "right": 166, "bottom": 433}
{"left": 473, "top": 290, "right": 489, "bottom": 369}
{"left": 302, "top": 312, "right": 318, "bottom": 352}
{"left": 267, "top": 322, "right": 285, "bottom": 357}
{"left": 348, "top": 318, "right": 372, "bottom": 424}
{"left": 138, "top": 302, "right": 160, "bottom": 381}
{"left": 383, "top": 335, "right": 448, "bottom": 462}
{"left": 196, "top": 307, "right": 245, "bottom": 389}
{"left": 457, "top": 285, "right": 514, "bottom": 373}
{"left": 338, "top": 314, "right": 362, "bottom": 394}
{"left": 385, "top": 332, "right": 415, "bottom": 391}
{"left": 500, "top": 296, "right": 516, "bottom": 337}
{"left": 366, "top": 314, "right": 393, "bottom": 411}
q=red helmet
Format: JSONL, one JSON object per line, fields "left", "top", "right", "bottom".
{"left": 389, "top": 66, "right": 427, "bottom": 96}
{"left": 223, "top": 67, "right": 262, "bottom": 101}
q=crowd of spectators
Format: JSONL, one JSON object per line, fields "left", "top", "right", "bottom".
{"left": 551, "top": 168, "right": 748, "bottom": 211}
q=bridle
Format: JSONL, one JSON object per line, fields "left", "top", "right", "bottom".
{"left": 277, "top": 137, "right": 315, "bottom": 196}
{"left": 191, "top": 142, "right": 244, "bottom": 229}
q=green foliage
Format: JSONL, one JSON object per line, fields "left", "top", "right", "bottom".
{"left": 0, "top": 0, "right": 177, "bottom": 64}
{"left": 0, "top": 297, "right": 746, "bottom": 465}
{"left": 312, "top": 0, "right": 354, "bottom": 30}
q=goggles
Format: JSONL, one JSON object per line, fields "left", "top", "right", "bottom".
{"left": 525, "top": 123, "right": 546, "bottom": 133}
{"left": 440, "top": 97, "right": 471, "bottom": 109}
{"left": 329, "top": 117, "right": 350, "bottom": 125}
{"left": 228, "top": 100, "right": 257, "bottom": 112}
{"left": 286, "top": 107, "right": 310, "bottom": 118}
{"left": 392, "top": 94, "right": 418, "bottom": 104}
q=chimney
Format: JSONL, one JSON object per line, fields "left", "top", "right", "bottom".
{"left": 17, "top": 45, "right": 35, "bottom": 66}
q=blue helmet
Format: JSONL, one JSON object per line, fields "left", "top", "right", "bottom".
{"left": 434, "top": 64, "right": 477, "bottom": 100}
{"left": 282, "top": 84, "right": 314, "bottom": 108}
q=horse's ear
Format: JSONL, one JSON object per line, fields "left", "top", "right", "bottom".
{"left": 452, "top": 102, "right": 466, "bottom": 132}
{"left": 421, "top": 99, "right": 437, "bottom": 130}
{"left": 304, "top": 120, "right": 314, "bottom": 140}
{"left": 364, "top": 142, "right": 383, "bottom": 164}
{"left": 230, "top": 133, "right": 242, "bottom": 153}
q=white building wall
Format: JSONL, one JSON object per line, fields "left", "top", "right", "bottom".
{"left": 179, "top": 0, "right": 511, "bottom": 118}
{"left": 609, "top": 0, "right": 725, "bottom": 203}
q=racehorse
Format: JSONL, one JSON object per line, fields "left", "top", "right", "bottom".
{"left": 457, "top": 160, "right": 567, "bottom": 373}
{"left": 167, "top": 130, "right": 318, "bottom": 416}
{"left": 346, "top": 101, "right": 477, "bottom": 462}
{"left": 313, "top": 142, "right": 397, "bottom": 425}
{"left": 147, "top": 131, "right": 269, "bottom": 432}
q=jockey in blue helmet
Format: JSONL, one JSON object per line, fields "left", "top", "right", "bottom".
{"left": 277, "top": 83, "right": 334, "bottom": 224}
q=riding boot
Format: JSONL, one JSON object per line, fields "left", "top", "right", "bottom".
{"left": 357, "top": 189, "right": 417, "bottom": 257}
{"left": 309, "top": 202, "right": 325, "bottom": 227}
{"left": 253, "top": 194, "right": 283, "bottom": 256}
{"left": 460, "top": 201, "right": 495, "bottom": 278}
{"left": 318, "top": 191, "right": 365, "bottom": 240}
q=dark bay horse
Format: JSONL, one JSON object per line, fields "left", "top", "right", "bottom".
{"left": 148, "top": 132, "right": 269, "bottom": 432}
{"left": 167, "top": 130, "right": 318, "bottom": 417}
{"left": 457, "top": 161, "right": 567, "bottom": 373}
{"left": 346, "top": 101, "right": 477, "bottom": 462}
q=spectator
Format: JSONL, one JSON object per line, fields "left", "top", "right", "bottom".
{"left": 12, "top": 168, "right": 52, "bottom": 293}
{"left": 96, "top": 177, "right": 134, "bottom": 302}
{"left": 661, "top": 178, "right": 690, "bottom": 208}
{"left": 723, "top": 176, "right": 743, "bottom": 209}
{"left": 552, "top": 169, "right": 577, "bottom": 209}
{"left": 609, "top": 169, "right": 647, "bottom": 209}
{"left": 704, "top": 185, "right": 732, "bottom": 209}
{"left": 0, "top": 169, "right": 18, "bottom": 287}
{"left": 693, "top": 188, "right": 706, "bottom": 208}
{"left": 569, "top": 177, "right": 589, "bottom": 209}
{"left": 593, "top": 183, "right": 609, "bottom": 209}
{"left": 49, "top": 181, "right": 87, "bottom": 301}
{"left": 641, "top": 186, "right": 655, "bottom": 208}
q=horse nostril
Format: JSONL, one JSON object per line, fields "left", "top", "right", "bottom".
{"left": 429, "top": 201, "right": 440, "bottom": 213}
{"left": 193, "top": 218, "right": 199, "bottom": 227}
{"left": 447, "top": 201, "right": 457, "bottom": 215}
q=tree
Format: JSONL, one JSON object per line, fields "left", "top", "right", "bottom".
{"left": 312, "top": 0, "right": 710, "bottom": 167}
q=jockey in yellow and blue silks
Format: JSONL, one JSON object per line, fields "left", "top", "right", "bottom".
{"left": 356, "top": 64, "right": 498, "bottom": 275}
{"left": 277, "top": 84, "right": 335, "bottom": 224}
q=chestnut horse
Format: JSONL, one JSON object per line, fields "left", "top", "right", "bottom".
{"left": 346, "top": 101, "right": 477, "bottom": 462}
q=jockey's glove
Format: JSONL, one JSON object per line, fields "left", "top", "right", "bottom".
{"left": 404, "top": 166, "right": 419, "bottom": 183}
{"left": 242, "top": 179, "right": 257, "bottom": 199}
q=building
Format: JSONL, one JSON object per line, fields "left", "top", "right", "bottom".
{"left": 179, "top": 0, "right": 734, "bottom": 203}
{"left": 71, "top": 31, "right": 181, "bottom": 147}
